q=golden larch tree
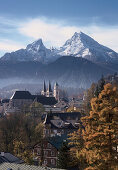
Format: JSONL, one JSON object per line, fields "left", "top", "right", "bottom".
{"left": 81, "top": 83, "right": 118, "bottom": 169}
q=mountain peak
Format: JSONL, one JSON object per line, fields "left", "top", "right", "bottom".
{"left": 1, "top": 31, "right": 118, "bottom": 64}
{"left": 26, "top": 38, "right": 45, "bottom": 52}
{"left": 72, "top": 31, "right": 94, "bottom": 43}
{"left": 73, "top": 31, "right": 84, "bottom": 36}
{"left": 32, "top": 38, "right": 43, "bottom": 45}
{"left": 64, "top": 31, "right": 91, "bottom": 47}
{"left": 57, "top": 31, "right": 118, "bottom": 63}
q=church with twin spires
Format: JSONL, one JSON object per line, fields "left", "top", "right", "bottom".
{"left": 41, "top": 81, "right": 59, "bottom": 101}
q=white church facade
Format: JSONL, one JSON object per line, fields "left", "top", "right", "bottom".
{"left": 41, "top": 81, "right": 59, "bottom": 101}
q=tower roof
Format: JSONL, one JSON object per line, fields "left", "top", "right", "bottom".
{"left": 43, "top": 81, "right": 46, "bottom": 92}
{"left": 48, "top": 81, "right": 52, "bottom": 92}
{"left": 55, "top": 82, "right": 59, "bottom": 87}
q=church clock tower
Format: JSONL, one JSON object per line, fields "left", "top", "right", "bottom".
{"left": 53, "top": 82, "right": 59, "bottom": 101}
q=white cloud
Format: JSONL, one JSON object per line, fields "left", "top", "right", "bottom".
{"left": 0, "top": 16, "right": 118, "bottom": 53}
{"left": 18, "top": 17, "right": 118, "bottom": 52}
{"left": 18, "top": 18, "right": 80, "bottom": 47}
{"left": 84, "top": 26, "right": 118, "bottom": 52}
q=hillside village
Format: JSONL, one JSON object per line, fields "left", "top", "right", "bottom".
{"left": 0, "top": 81, "right": 82, "bottom": 169}
{"left": 0, "top": 74, "right": 118, "bottom": 169}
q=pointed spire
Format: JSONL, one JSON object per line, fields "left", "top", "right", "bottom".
{"left": 55, "top": 82, "right": 58, "bottom": 86}
{"left": 48, "top": 81, "right": 52, "bottom": 92}
{"left": 43, "top": 80, "right": 46, "bottom": 92}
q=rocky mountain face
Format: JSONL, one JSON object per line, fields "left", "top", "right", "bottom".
{"left": 56, "top": 32, "right": 118, "bottom": 63}
{"left": 0, "top": 32, "right": 118, "bottom": 89}
{"left": 1, "top": 39, "right": 59, "bottom": 63}
{"left": 1, "top": 32, "right": 118, "bottom": 64}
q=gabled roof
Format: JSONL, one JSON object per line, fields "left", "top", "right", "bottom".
{"left": 48, "top": 134, "right": 68, "bottom": 150}
{"left": 10, "top": 90, "right": 57, "bottom": 106}
{"left": 32, "top": 95, "right": 57, "bottom": 105}
{"left": 10, "top": 91, "right": 32, "bottom": 100}
{"left": 0, "top": 153, "right": 23, "bottom": 164}
{"left": 44, "top": 112, "right": 81, "bottom": 129}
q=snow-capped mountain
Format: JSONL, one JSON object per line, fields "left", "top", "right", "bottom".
{"left": 1, "top": 31, "right": 118, "bottom": 64}
{"left": 0, "top": 39, "right": 59, "bottom": 63}
{"left": 57, "top": 32, "right": 118, "bottom": 63}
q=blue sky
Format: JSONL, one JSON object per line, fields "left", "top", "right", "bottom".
{"left": 0, "top": 0, "right": 118, "bottom": 56}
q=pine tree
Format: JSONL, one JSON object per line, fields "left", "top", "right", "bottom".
{"left": 94, "top": 75, "right": 105, "bottom": 98}
{"left": 81, "top": 83, "right": 118, "bottom": 169}
{"left": 57, "top": 141, "right": 71, "bottom": 169}
{"left": 99, "top": 75, "right": 105, "bottom": 92}
{"left": 94, "top": 85, "right": 99, "bottom": 98}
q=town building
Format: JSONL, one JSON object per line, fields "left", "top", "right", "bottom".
{"left": 53, "top": 82, "right": 59, "bottom": 101}
{"left": 0, "top": 152, "right": 23, "bottom": 164}
{"left": 33, "top": 135, "right": 67, "bottom": 168}
{"left": 43, "top": 112, "right": 81, "bottom": 138}
{"left": 41, "top": 81, "right": 59, "bottom": 101}
{"left": 2, "top": 91, "right": 57, "bottom": 115}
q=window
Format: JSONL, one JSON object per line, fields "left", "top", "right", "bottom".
{"left": 44, "top": 159, "right": 47, "bottom": 165}
{"left": 37, "top": 149, "right": 40, "bottom": 155}
{"left": 44, "top": 151, "right": 48, "bottom": 156}
{"left": 51, "top": 159, "right": 55, "bottom": 165}
{"left": 51, "top": 151, "right": 55, "bottom": 156}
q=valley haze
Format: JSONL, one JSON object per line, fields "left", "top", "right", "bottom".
{"left": 0, "top": 32, "right": 118, "bottom": 98}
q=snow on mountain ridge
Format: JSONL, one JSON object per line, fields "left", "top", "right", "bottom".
{"left": 56, "top": 31, "right": 118, "bottom": 63}
{"left": 1, "top": 31, "right": 118, "bottom": 63}
{"left": 26, "top": 39, "right": 46, "bottom": 53}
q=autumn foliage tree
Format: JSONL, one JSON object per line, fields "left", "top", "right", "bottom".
{"left": 81, "top": 83, "right": 118, "bottom": 169}
{"left": 70, "top": 83, "right": 118, "bottom": 169}
{"left": 69, "top": 128, "right": 86, "bottom": 169}
{"left": 0, "top": 103, "right": 44, "bottom": 165}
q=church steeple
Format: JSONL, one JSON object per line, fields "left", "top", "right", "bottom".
{"left": 43, "top": 80, "right": 46, "bottom": 92}
{"left": 41, "top": 80, "right": 59, "bottom": 98}
{"left": 46, "top": 81, "right": 53, "bottom": 97}
{"left": 41, "top": 80, "right": 47, "bottom": 96}
{"left": 48, "top": 81, "right": 52, "bottom": 92}
{"left": 54, "top": 82, "right": 59, "bottom": 101}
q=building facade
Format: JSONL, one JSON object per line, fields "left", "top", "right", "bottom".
{"left": 41, "top": 81, "right": 59, "bottom": 101}
{"left": 33, "top": 140, "right": 58, "bottom": 167}
{"left": 33, "top": 135, "right": 67, "bottom": 168}
{"left": 43, "top": 112, "right": 81, "bottom": 138}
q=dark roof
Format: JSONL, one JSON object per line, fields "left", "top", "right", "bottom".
{"left": 1, "top": 99, "right": 10, "bottom": 103}
{"left": 48, "top": 134, "right": 68, "bottom": 150}
{"left": 11, "top": 91, "right": 32, "bottom": 100}
{"left": 34, "top": 134, "right": 68, "bottom": 150}
{"left": 0, "top": 153, "right": 23, "bottom": 164}
{"left": 43, "top": 81, "right": 46, "bottom": 92}
{"left": 32, "top": 95, "right": 57, "bottom": 105}
{"left": 55, "top": 82, "right": 58, "bottom": 87}
{"left": 48, "top": 81, "right": 52, "bottom": 92}
{"left": 0, "top": 156, "right": 8, "bottom": 164}
{"left": 10, "top": 90, "right": 57, "bottom": 105}
{"left": 44, "top": 112, "right": 81, "bottom": 129}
